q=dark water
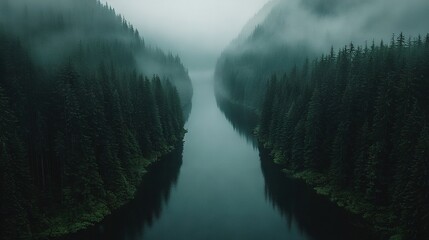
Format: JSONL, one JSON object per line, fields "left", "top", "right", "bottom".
{"left": 67, "top": 70, "right": 378, "bottom": 240}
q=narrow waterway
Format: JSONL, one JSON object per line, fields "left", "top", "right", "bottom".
{"left": 68, "top": 70, "right": 376, "bottom": 240}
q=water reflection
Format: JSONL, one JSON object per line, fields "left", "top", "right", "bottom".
{"left": 216, "top": 94, "right": 259, "bottom": 148}
{"left": 259, "top": 148, "right": 379, "bottom": 240}
{"left": 216, "top": 96, "right": 379, "bottom": 240}
{"left": 61, "top": 143, "right": 184, "bottom": 240}
{"left": 59, "top": 73, "right": 380, "bottom": 240}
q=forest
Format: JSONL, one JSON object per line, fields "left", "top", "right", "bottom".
{"left": 2, "top": 0, "right": 429, "bottom": 239}
{"left": 0, "top": 0, "right": 190, "bottom": 239}
{"left": 215, "top": 3, "right": 429, "bottom": 237}
{"left": 255, "top": 35, "right": 429, "bottom": 239}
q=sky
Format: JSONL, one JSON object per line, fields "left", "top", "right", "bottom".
{"left": 277, "top": 0, "right": 429, "bottom": 52}
{"left": 101, "top": 0, "right": 270, "bottom": 71}
{"left": 101, "top": 0, "right": 429, "bottom": 72}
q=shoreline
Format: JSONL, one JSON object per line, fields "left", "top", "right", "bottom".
{"left": 35, "top": 139, "right": 185, "bottom": 239}
{"left": 216, "top": 93, "right": 398, "bottom": 239}
{"left": 259, "top": 142, "right": 403, "bottom": 240}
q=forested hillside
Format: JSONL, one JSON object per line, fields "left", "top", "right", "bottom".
{"left": 0, "top": 0, "right": 192, "bottom": 114}
{"left": 215, "top": 0, "right": 308, "bottom": 110}
{"left": 215, "top": 0, "right": 429, "bottom": 112}
{"left": 258, "top": 35, "right": 429, "bottom": 239}
{"left": 215, "top": 1, "right": 429, "bottom": 237}
{"left": 0, "top": 0, "right": 188, "bottom": 239}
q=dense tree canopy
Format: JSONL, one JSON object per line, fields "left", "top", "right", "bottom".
{"left": 0, "top": 0, "right": 188, "bottom": 238}
{"left": 256, "top": 34, "right": 429, "bottom": 239}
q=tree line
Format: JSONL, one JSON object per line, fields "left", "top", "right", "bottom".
{"left": 0, "top": 0, "right": 192, "bottom": 112}
{"left": 0, "top": 0, "right": 189, "bottom": 239}
{"left": 258, "top": 34, "right": 429, "bottom": 239}
{"left": 0, "top": 32, "right": 185, "bottom": 239}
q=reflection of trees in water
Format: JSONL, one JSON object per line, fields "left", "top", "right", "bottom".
{"left": 60, "top": 143, "right": 184, "bottom": 240}
{"left": 215, "top": 94, "right": 259, "bottom": 148}
{"left": 259, "top": 147, "right": 379, "bottom": 240}
{"left": 216, "top": 95, "right": 378, "bottom": 240}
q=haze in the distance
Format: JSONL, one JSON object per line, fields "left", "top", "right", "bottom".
{"left": 102, "top": 0, "right": 429, "bottom": 72}
{"left": 101, "top": 0, "right": 270, "bottom": 71}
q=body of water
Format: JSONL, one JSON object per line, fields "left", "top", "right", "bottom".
{"left": 66, "top": 70, "right": 377, "bottom": 240}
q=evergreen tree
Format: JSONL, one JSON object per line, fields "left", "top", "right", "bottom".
{"left": 291, "top": 118, "right": 306, "bottom": 170}
{"left": 330, "top": 121, "right": 351, "bottom": 187}
{"left": 251, "top": 34, "right": 429, "bottom": 236}
{"left": 0, "top": 1, "right": 190, "bottom": 237}
{"left": 304, "top": 87, "right": 324, "bottom": 170}
{"left": 400, "top": 126, "right": 429, "bottom": 239}
{"left": 259, "top": 76, "right": 277, "bottom": 142}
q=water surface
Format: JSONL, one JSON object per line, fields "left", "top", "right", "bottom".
{"left": 67, "top": 70, "right": 377, "bottom": 240}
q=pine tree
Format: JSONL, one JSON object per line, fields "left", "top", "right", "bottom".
{"left": 400, "top": 126, "right": 429, "bottom": 239}
{"left": 0, "top": 144, "right": 32, "bottom": 240}
{"left": 330, "top": 121, "right": 351, "bottom": 187}
{"left": 57, "top": 64, "right": 105, "bottom": 206}
{"left": 291, "top": 118, "right": 306, "bottom": 170}
{"left": 304, "top": 87, "right": 324, "bottom": 170}
{"left": 366, "top": 74, "right": 395, "bottom": 204}
{"left": 0, "top": 87, "right": 32, "bottom": 239}
{"left": 154, "top": 76, "right": 173, "bottom": 147}
{"left": 259, "top": 76, "right": 277, "bottom": 142}
{"left": 145, "top": 77, "right": 165, "bottom": 154}
{"left": 353, "top": 121, "right": 370, "bottom": 193}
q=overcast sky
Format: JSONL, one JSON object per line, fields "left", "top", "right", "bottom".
{"left": 101, "top": 0, "right": 269, "bottom": 71}
{"left": 101, "top": 0, "right": 429, "bottom": 72}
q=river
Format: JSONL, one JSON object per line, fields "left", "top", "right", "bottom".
{"left": 66, "top": 70, "right": 377, "bottom": 240}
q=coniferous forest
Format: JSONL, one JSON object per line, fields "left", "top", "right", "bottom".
{"left": 258, "top": 35, "right": 429, "bottom": 238}
{"left": 2, "top": 0, "right": 429, "bottom": 239}
{"left": 218, "top": 34, "right": 429, "bottom": 238}
{"left": 0, "top": 0, "right": 191, "bottom": 238}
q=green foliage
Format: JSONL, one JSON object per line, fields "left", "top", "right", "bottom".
{"left": 250, "top": 34, "right": 429, "bottom": 238}
{"left": 304, "top": 87, "right": 325, "bottom": 170}
{"left": 0, "top": 1, "right": 188, "bottom": 238}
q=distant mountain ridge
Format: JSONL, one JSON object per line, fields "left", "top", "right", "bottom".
{"left": 215, "top": 0, "right": 429, "bottom": 110}
{"left": 215, "top": 0, "right": 429, "bottom": 239}
{"left": 232, "top": 0, "right": 279, "bottom": 45}
{"left": 0, "top": 0, "right": 192, "bottom": 112}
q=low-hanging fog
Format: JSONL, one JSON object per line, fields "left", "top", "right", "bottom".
{"left": 100, "top": 0, "right": 270, "bottom": 71}
{"left": 0, "top": 0, "right": 194, "bottom": 110}
{"left": 263, "top": 0, "right": 429, "bottom": 53}
{"left": 102, "top": 0, "right": 428, "bottom": 72}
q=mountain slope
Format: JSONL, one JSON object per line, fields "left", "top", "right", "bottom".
{"left": 0, "top": 0, "right": 190, "bottom": 238}
{"left": 215, "top": 0, "right": 429, "bottom": 110}
{"left": 215, "top": 0, "right": 429, "bottom": 238}
{"left": 0, "top": 0, "right": 192, "bottom": 114}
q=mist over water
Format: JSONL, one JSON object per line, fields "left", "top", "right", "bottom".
{"left": 101, "top": 0, "right": 270, "bottom": 71}
{"left": 101, "top": 0, "right": 429, "bottom": 73}
{"left": 1, "top": 0, "right": 427, "bottom": 238}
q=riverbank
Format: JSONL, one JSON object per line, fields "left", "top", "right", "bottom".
{"left": 34, "top": 139, "right": 185, "bottom": 239}
{"left": 259, "top": 143, "right": 404, "bottom": 240}
{"left": 215, "top": 93, "right": 399, "bottom": 239}
{"left": 215, "top": 94, "right": 390, "bottom": 238}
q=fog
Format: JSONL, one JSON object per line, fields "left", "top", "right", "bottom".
{"left": 101, "top": 0, "right": 428, "bottom": 72}
{"left": 101, "top": 0, "right": 270, "bottom": 71}
{"left": 223, "top": 0, "right": 429, "bottom": 58}
{"left": 274, "top": 0, "right": 429, "bottom": 52}
{"left": 0, "top": 0, "right": 194, "bottom": 109}
{"left": 5, "top": 0, "right": 427, "bottom": 73}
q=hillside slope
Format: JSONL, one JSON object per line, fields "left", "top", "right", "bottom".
{"left": 0, "top": 0, "right": 190, "bottom": 238}
{"left": 215, "top": 0, "right": 429, "bottom": 110}
{"left": 0, "top": 0, "right": 192, "bottom": 113}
